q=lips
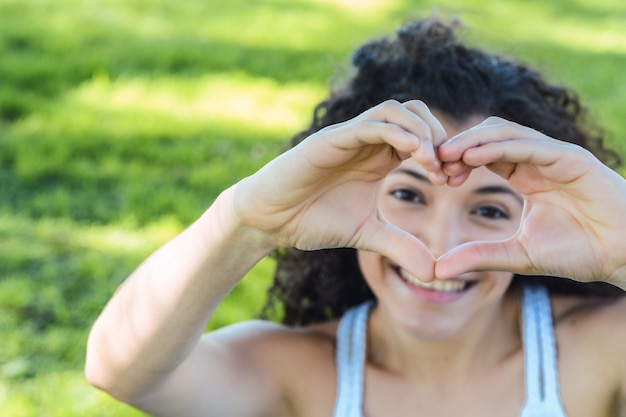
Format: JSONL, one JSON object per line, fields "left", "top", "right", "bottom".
{"left": 398, "top": 268, "right": 476, "bottom": 293}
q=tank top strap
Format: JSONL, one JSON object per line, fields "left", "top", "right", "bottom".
{"left": 333, "top": 300, "right": 373, "bottom": 417}
{"left": 520, "top": 284, "right": 568, "bottom": 417}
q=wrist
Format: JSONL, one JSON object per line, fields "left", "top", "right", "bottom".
{"left": 196, "top": 185, "right": 278, "bottom": 261}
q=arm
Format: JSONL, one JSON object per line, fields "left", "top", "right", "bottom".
{"left": 86, "top": 186, "right": 283, "bottom": 416}
{"left": 86, "top": 100, "right": 448, "bottom": 416}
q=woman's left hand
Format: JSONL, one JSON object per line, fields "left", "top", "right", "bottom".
{"left": 434, "top": 117, "right": 626, "bottom": 288}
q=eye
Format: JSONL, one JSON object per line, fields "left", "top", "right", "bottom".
{"left": 472, "top": 205, "right": 510, "bottom": 220}
{"left": 390, "top": 188, "right": 425, "bottom": 204}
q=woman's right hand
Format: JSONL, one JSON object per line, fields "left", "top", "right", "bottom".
{"left": 233, "top": 100, "right": 447, "bottom": 280}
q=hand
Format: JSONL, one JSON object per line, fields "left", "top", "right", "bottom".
{"left": 435, "top": 117, "right": 626, "bottom": 287}
{"left": 234, "top": 100, "right": 448, "bottom": 280}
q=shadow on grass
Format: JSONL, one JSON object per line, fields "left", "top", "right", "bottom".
{"left": 0, "top": 0, "right": 406, "bottom": 122}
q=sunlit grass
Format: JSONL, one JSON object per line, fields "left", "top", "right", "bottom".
{"left": 70, "top": 73, "right": 323, "bottom": 132}
{"left": 0, "top": 371, "right": 146, "bottom": 417}
{"left": 466, "top": 4, "right": 626, "bottom": 54}
{"left": 312, "top": 0, "right": 399, "bottom": 15}
{"left": 4, "top": 72, "right": 322, "bottom": 225}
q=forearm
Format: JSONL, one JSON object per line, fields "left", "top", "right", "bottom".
{"left": 85, "top": 185, "right": 276, "bottom": 400}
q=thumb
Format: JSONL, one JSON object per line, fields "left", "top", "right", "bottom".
{"left": 362, "top": 222, "right": 436, "bottom": 282}
{"left": 435, "top": 239, "right": 530, "bottom": 279}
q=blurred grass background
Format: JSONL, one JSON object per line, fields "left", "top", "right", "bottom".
{"left": 0, "top": 0, "right": 624, "bottom": 415}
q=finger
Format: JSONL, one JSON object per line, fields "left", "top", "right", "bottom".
{"left": 359, "top": 100, "right": 438, "bottom": 144}
{"left": 316, "top": 100, "right": 437, "bottom": 155}
{"left": 441, "top": 160, "right": 473, "bottom": 187}
{"left": 435, "top": 239, "right": 531, "bottom": 279}
{"left": 347, "top": 100, "right": 448, "bottom": 181}
{"left": 359, "top": 220, "right": 436, "bottom": 282}
{"left": 315, "top": 120, "right": 422, "bottom": 156}
{"left": 460, "top": 138, "right": 566, "bottom": 172}
{"left": 402, "top": 101, "right": 448, "bottom": 182}
{"left": 402, "top": 100, "right": 448, "bottom": 146}
{"left": 438, "top": 117, "right": 547, "bottom": 162}
{"left": 326, "top": 100, "right": 449, "bottom": 182}
{"left": 446, "top": 170, "right": 472, "bottom": 187}
{"left": 441, "top": 160, "right": 467, "bottom": 177}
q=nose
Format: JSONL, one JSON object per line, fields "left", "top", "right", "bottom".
{"left": 415, "top": 211, "right": 464, "bottom": 259}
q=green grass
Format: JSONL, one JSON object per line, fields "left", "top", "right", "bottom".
{"left": 1, "top": 0, "right": 625, "bottom": 415}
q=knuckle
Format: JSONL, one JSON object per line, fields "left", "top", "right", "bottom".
{"left": 403, "top": 99, "right": 428, "bottom": 111}
{"left": 378, "top": 99, "right": 403, "bottom": 112}
{"left": 360, "top": 100, "right": 403, "bottom": 120}
{"left": 485, "top": 115, "right": 506, "bottom": 124}
{"left": 381, "top": 99, "right": 403, "bottom": 106}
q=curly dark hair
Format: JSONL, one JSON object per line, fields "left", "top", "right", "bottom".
{"left": 262, "top": 17, "right": 624, "bottom": 326}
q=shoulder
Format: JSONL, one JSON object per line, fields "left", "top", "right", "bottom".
{"left": 200, "top": 319, "right": 341, "bottom": 416}
{"left": 550, "top": 291, "right": 626, "bottom": 405}
{"left": 202, "top": 319, "right": 341, "bottom": 385}
{"left": 205, "top": 319, "right": 339, "bottom": 353}
{"left": 550, "top": 291, "right": 626, "bottom": 334}
{"left": 550, "top": 290, "right": 626, "bottom": 348}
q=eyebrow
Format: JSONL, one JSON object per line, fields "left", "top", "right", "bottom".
{"left": 395, "top": 169, "right": 431, "bottom": 184}
{"left": 393, "top": 169, "right": 524, "bottom": 205}
{"left": 474, "top": 185, "right": 524, "bottom": 205}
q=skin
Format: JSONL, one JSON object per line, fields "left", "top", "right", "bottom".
{"left": 86, "top": 100, "right": 626, "bottom": 417}
{"left": 359, "top": 116, "right": 523, "bottom": 345}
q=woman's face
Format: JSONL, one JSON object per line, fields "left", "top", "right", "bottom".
{"left": 357, "top": 116, "right": 524, "bottom": 341}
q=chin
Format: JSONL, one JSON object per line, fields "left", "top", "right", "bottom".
{"left": 386, "top": 304, "right": 470, "bottom": 342}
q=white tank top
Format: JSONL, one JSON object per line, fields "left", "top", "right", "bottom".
{"left": 332, "top": 285, "right": 568, "bottom": 417}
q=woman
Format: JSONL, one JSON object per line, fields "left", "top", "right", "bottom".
{"left": 86, "top": 18, "right": 626, "bottom": 416}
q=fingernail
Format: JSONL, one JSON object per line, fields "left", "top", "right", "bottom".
{"left": 428, "top": 170, "right": 447, "bottom": 185}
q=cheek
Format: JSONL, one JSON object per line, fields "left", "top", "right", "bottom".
{"left": 466, "top": 218, "right": 521, "bottom": 244}
{"left": 357, "top": 250, "right": 385, "bottom": 289}
{"left": 484, "top": 271, "right": 515, "bottom": 296}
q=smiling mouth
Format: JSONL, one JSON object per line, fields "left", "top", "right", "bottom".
{"left": 398, "top": 268, "right": 477, "bottom": 293}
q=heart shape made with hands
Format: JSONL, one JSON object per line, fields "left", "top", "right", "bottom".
{"left": 379, "top": 116, "right": 620, "bottom": 285}
{"left": 286, "top": 108, "right": 618, "bottom": 285}
{"left": 375, "top": 164, "right": 525, "bottom": 283}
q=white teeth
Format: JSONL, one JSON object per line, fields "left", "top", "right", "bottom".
{"left": 399, "top": 269, "right": 467, "bottom": 292}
